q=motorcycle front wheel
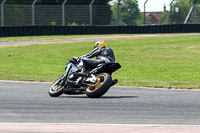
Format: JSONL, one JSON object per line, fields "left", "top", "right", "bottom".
{"left": 48, "top": 77, "right": 64, "bottom": 97}
{"left": 86, "top": 73, "right": 112, "bottom": 98}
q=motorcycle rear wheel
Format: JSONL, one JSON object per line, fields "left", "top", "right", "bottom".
{"left": 48, "top": 77, "right": 64, "bottom": 97}
{"left": 86, "top": 73, "right": 112, "bottom": 98}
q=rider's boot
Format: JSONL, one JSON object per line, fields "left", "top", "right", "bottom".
{"left": 111, "top": 79, "right": 118, "bottom": 86}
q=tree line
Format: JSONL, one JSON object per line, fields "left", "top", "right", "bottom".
{"left": 160, "top": 0, "right": 200, "bottom": 24}
{"left": 1, "top": 0, "right": 200, "bottom": 25}
{"left": 1, "top": 0, "right": 112, "bottom": 5}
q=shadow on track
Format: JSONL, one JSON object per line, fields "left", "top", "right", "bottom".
{"left": 101, "top": 96, "right": 138, "bottom": 99}
{"left": 59, "top": 95, "right": 138, "bottom": 99}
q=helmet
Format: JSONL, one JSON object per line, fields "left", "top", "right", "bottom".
{"left": 94, "top": 41, "right": 107, "bottom": 48}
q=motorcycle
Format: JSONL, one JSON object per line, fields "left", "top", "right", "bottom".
{"left": 48, "top": 57, "right": 121, "bottom": 98}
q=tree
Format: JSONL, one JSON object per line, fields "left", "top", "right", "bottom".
{"left": 3, "top": 0, "right": 112, "bottom": 25}
{"left": 173, "top": 0, "right": 192, "bottom": 24}
{"left": 159, "top": 0, "right": 200, "bottom": 24}
{"left": 135, "top": 12, "right": 151, "bottom": 25}
{"left": 194, "top": 0, "right": 200, "bottom": 3}
{"left": 159, "top": 11, "right": 170, "bottom": 24}
{"left": 36, "top": 0, "right": 112, "bottom": 5}
{"left": 4, "top": 0, "right": 112, "bottom": 5}
{"left": 111, "top": 0, "right": 140, "bottom": 25}
{"left": 6, "top": 0, "right": 32, "bottom": 4}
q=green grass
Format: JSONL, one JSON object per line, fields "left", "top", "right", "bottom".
{"left": 0, "top": 34, "right": 200, "bottom": 89}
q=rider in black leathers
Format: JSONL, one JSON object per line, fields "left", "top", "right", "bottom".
{"left": 77, "top": 41, "right": 115, "bottom": 73}
{"left": 73, "top": 40, "right": 118, "bottom": 86}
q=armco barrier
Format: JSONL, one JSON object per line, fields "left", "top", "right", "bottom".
{"left": 0, "top": 24, "right": 200, "bottom": 37}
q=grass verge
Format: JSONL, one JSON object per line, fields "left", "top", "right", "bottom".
{"left": 0, "top": 34, "right": 200, "bottom": 89}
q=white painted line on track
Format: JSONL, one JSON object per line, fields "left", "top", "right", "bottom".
{"left": 0, "top": 123, "right": 200, "bottom": 126}
{"left": 0, "top": 123, "right": 200, "bottom": 133}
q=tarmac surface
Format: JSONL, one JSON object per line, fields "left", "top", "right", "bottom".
{"left": 0, "top": 80, "right": 200, "bottom": 132}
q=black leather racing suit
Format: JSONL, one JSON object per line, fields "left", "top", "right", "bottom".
{"left": 78, "top": 47, "right": 115, "bottom": 72}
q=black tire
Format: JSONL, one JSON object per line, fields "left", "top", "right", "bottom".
{"left": 86, "top": 73, "right": 112, "bottom": 98}
{"left": 48, "top": 77, "right": 64, "bottom": 97}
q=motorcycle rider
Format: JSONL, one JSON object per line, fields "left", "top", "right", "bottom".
{"left": 74, "top": 40, "right": 117, "bottom": 85}
{"left": 78, "top": 41, "right": 115, "bottom": 72}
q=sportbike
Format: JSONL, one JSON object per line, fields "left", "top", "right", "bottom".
{"left": 48, "top": 57, "right": 121, "bottom": 98}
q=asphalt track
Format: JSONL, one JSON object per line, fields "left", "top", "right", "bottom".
{"left": 0, "top": 81, "right": 200, "bottom": 133}
{"left": 1, "top": 80, "right": 200, "bottom": 124}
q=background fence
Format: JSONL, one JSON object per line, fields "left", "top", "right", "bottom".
{"left": 0, "top": 4, "right": 111, "bottom": 26}
{"left": 0, "top": 1, "right": 200, "bottom": 37}
{"left": 1, "top": 3, "right": 200, "bottom": 26}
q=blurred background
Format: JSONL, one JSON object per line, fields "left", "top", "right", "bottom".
{"left": 0, "top": 0, "right": 200, "bottom": 26}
